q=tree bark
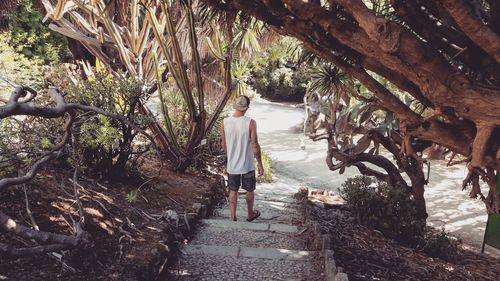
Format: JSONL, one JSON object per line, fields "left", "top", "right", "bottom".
{"left": 439, "top": 0, "right": 500, "bottom": 64}
{"left": 0, "top": 211, "right": 90, "bottom": 250}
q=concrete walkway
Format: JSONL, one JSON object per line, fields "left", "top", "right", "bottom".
{"left": 247, "top": 101, "right": 497, "bottom": 255}
{"left": 169, "top": 177, "right": 323, "bottom": 281}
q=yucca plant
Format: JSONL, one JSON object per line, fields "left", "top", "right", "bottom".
{"left": 306, "top": 62, "right": 358, "bottom": 127}
{"left": 42, "top": 0, "right": 235, "bottom": 170}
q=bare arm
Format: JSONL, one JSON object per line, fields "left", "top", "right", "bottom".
{"left": 221, "top": 121, "right": 227, "bottom": 153}
{"left": 250, "top": 119, "right": 264, "bottom": 176}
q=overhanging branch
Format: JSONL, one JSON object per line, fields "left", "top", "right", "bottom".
{"left": 439, "top": 0, "right": 500, "bottom": 64}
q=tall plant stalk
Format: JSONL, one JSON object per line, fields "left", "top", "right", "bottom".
{"left": 42, "top": 0, "right": 236, "bottom": 171}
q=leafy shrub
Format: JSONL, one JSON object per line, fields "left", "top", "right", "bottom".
{"left": 340, "top": 176, "right": 425, "bottom": 242}
{"left": 340, "top": 176, "right": 459, "bottom": 260}
{"left": 49, "top": 66, "right": 150, "bottom": 178}
{"left": 0, "top": 108, "right": 66, "bottom": 180}
{"left": 8, "top": 0, "right": 72, "bottom": 64}
{"left": 249, "top": 38, "right": 308, "bottom": 102}
{"left": 420, "top": 227, "right": 459, "bottom": 261}
{"left": 257, "top": 151, "right": 273, "bottom": 183}
{"left": 0, "top": 120, "right": 18, "bottom": 178}
{"left": 251, "top": 61, "right": 308, "bottom": 102}
{"left": 0, "top": 32, "right": 43, "bottom": 97}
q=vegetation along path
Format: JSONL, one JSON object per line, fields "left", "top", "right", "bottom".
{"left": 172, "top": 99, "right": 499, "bottom": 280}
{"left": 248, "top": 101, "right": 495, "bottom": 254}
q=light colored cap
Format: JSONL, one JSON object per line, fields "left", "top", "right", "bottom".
{"left": 233, "top": 96, "right": 249, "bottom": 111}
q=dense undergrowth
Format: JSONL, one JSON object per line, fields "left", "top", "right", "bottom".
{"left": 340, "top": 176, "right": 459, "bottom": 261}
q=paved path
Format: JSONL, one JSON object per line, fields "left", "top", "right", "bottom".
{"left": 169, "top": 177, "right": 323, "bottom": 281}
{"left": 246, "top": 101, "right": 498, "bottom": 255}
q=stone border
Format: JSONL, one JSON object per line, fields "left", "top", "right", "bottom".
{"left": 146, "top": 175, "right": 226, "bottom": 281}
{"left": 322, "top": 234, "right": 349, "bottom": 281}
{"left": 300, "top": 192, "right": 350, "bottom": 281}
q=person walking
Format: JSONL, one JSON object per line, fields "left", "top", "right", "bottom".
{"left": 221, "top": 95, "right": 263, "bottom": 222}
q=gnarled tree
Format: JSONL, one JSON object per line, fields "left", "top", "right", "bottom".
{"left": 202, "top": 0, "right": 500, "bottom": 218}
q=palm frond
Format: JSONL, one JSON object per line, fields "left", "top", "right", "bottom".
{"left": 308, "top": 63, "right": 347, "bottom": 96}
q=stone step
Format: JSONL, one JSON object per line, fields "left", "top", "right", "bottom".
{"left": 171, "top": 253, "right": 323, "bottom": 281}
{"left": 189, "top": 224, "right": 306, "bottom": 250}
{"left": 233, "top": 194, "right": 299, "bottom": 206}
{"left": 214, "top": 209, "right": 301, "bottom": 224}
{"left": 201, "top": 219, "right": 300, "bottom": 233}
{"left": 236, "top": 192, "right": 298, "bottom": 204}
{"left": 182, "top": 244, "right": 316, "bottom": 261}
{"left": 226, "top": 196, "right": 298, "bottom": 209}
{"left": 217, "top": 199, "right": 299, "bottom": 216}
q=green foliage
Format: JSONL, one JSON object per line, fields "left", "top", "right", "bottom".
{"left": 8, "top": 0, "right": 72, "bottom": 63}
{"left": 340, "top": 176, "right": 459, "bottom": 260}
{"left": 232, "top": 61, "right": 257, "bottom": 98}
{"left": 420, "top": 228, "right": 459, "bottom": 261}
{"left": 49, "top": 66, "right": 148, "bottom": 177}
{"left": 0, "top": 120, "right": 17, "bottom": 178}
{"left": 39, "top": 138, "right": 51, "bottom": 150}
{"left": 0, "top": 32, "right": 43, "bottom": 97}
{"left": 340, "top": 176, "right": 425, "bottom": 242}
{"left": 232, "top": 17, "right": 263, "bottom": 59}
{"left": 250, "top": 37, "right": 308, "bottom": 102}
{"left": 257, "top": 151, "right": 273, "bottom": 183}
{"left": 79, "top": 115, "right": 121, "bottom": 150}
{"left": 126, "top": 189, "right": 139, "bottom": 203}
{"left": 0, "top": 111, "right": 65, "bottom": 179}
{"left": 159, "top": 86, "right": 190, "bottom": 147}
{"left": 308, "top": 63, "right": 348, "bottom": 97}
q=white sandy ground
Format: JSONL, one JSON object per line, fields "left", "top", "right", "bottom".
{"left": 245, "top": 100, "right": 500, "bottom": 257}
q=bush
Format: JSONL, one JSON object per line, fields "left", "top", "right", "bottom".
{"left": 48, "top": 66, "right": 150, "bottom": 178}
{"left": 257, "top": 151, "right": 273, "bottom": 183}
{"left": 420, "top": 227, "right": 459, "bottom": 261}
{"left": 340, "top": 176, "right": 459, "bottom": 260}
{"left": 340, "top": 176, "right": 425, "bottom": 242}
{"left": 249, "top": 38, "right": 308, "bottom": 102}
{"left": 8, "top": 0, "right": 72, "bottom": 64}
{"left": 0, "top": 32, "right": 43, "bottom": 97}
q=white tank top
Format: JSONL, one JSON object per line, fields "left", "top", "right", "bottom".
{"left": 224, "top": 116, "right": 254, "bottom": 174}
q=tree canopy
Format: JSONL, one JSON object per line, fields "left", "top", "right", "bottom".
{"left": 201, "top": 0, "right": 500, "bottom": 215}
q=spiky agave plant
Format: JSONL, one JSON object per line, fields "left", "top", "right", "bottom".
{"left": 41, "top": 0, "right": 239, "bottom": 170}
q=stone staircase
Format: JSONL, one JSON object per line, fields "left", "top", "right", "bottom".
{"left": 169, "top": 181, "right": 323, "bottom": 281}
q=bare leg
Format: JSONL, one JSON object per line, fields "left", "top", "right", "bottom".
{"left": 246, "top": 191, "right": 255, "bottom": 219}
{"left": 229, "top": 191, "right": 238, "bottom": 221}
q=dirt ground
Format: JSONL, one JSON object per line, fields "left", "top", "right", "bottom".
{"left": 0, "top": 160, "right": 225, "bottom": 281}
{"left": 306, "top": 204, "right": 500, "bottom": 281}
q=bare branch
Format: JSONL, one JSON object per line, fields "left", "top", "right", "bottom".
{"left": 0, "top": 211, "right": 90, "bottom": 247}
{"left": 470, "top": 123, "right": 494, "bottom": 168}
{"left": 23, "top": 185, "right": 39, "bottom": 231}
{"left": 0, "top": 242, "right": 72, "bottom": 257}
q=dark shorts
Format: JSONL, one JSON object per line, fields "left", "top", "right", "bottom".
{"left": 228, "top": 170, "right": 256, "bottom": 192}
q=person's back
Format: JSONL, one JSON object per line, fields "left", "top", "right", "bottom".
{"left": 223, "top": 116, "right": 254, "bottom": 175}
{"left": 221, "top": 96, "right": 263, "bottom": 222}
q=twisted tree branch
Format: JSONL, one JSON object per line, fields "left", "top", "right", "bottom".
{"left": 439, "top": 0, "right": 500, "bottom": 63}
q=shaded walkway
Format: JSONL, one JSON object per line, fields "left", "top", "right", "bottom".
{"left": 172, "top": 99, "right": 498, "bottom": 281}
{"left": 170, "top": 177, "right": 323, "bottom": 280}
{"left": 246, "top": 101, "right": 497, "bottom": 255}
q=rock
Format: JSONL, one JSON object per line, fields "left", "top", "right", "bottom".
{"left": 324, "top": 249, "right": 337, "bottom": 281}
{"left": 192, "top": 203, "right": 202, "bottom": 212}
{"left": 164, "top": 209, "right": 179, "bottom": 225}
